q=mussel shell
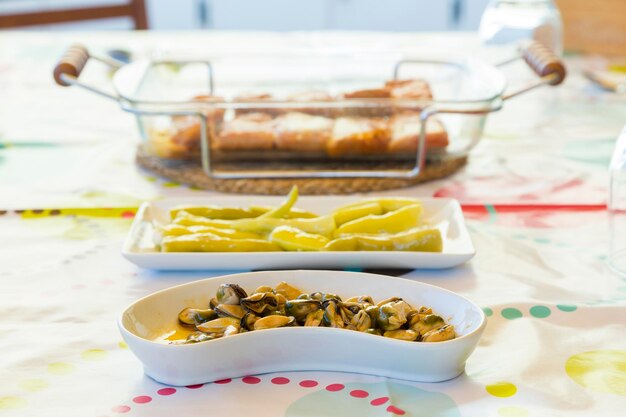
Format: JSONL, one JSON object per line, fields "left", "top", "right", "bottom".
{"left": 285, "top": 299, "right": 322, "bottom": 323}
{"left": 304, "top": 309, "right": 324, "bottom": 327}
{"left": 414, "top": 314, "right": 445, "bottom": 336}
{"left": 253, "top": 285, "right": 274, "bottom": 294}
{"left": 322, "top": 299, "right": 344, "bottom": 328}
{"left": 375, "top": 303, "right": 407, "bottom": 331}
{"left": 196, "top": 317, "right": 241, "bottom": 334}
{"left": 241, "top": 292, "right": 279, "bottom": 315}
{"left": 345, "top": 295, "right": 374, "bottom": 306}
{"left": 364, "top": 328, "right": 382, "bottom": 336}
{"left": 253, "top": 315, "right": 296, "bottom": 330}
{"left": 376, "top": 296, "right": 403, "bottom": 307}
{"left": 274, "top": 281, "right": 304, "bottom": 300}
{"left": 383, "top": 329, "right": 419, "bottom": 341}
{"left": 240, "top": 312, "right": 260, "bottom": 331}
{"left": 185, "top": 331, "right": 217, "bottom": 344}
{"left": 422, "top": 324, "right": 455, "bottom": 342}
{"left": 349, "top": 309, "right": 372, "bottom": 332}
{"left": 216, "top": 284, "right": 248, "bottom": 305}
{"left": 178, "top": 308, "right": 218, "bottom": 326}
{"left": 214, "top": 304, "right": 246, "bottom": 320}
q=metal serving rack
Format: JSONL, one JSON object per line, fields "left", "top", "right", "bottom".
{"left": 54, "top": 42, "right": 566, "bottom": 180}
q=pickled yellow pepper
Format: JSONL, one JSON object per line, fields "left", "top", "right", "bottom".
{"left": 324, "top": 228, "right": 443, "bottom": 252}
{"left": 161, "top": 233, "right": 281, "bottom": 252}
{"left": 334, "top": 204, "right": 422, "bottom": 237}
{"left": 269, "top": 226, "right": 330, "bottom": 251}
{"left": 159, "top": 224, "right": 263, "bottom": 240}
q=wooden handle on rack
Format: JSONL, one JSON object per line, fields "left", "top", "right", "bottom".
{"left": 53, "top": 44, "right": 90, "bottom": 86}
{"left": 522, "top": 41, "right": 566, "bottom": 86}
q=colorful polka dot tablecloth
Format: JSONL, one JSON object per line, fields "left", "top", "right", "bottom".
{"left": 0, "top": 32, "right": 625, "bottom": 417}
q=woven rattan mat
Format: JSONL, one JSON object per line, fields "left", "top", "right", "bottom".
{"left": 136, "top": 146, "right": 467, "bottom": 195}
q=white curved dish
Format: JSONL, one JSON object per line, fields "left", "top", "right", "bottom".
{"left": 122, "top": 196, "right": 475, "bottom": 270}
{"left": 119, "top": 270, "right": 486, "bottom": 386}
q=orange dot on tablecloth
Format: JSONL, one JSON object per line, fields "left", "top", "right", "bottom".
{"left": 486, "top": 382, "right": 517, "bottom": 397}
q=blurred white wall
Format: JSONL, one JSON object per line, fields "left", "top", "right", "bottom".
{"left": 0, "top": 0, "right": 491, "bottom": 31}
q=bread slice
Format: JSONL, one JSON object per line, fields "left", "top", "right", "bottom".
{"left": 327, "top": 117, "right": 390, "bottom": 156}
{"left": 275, "top": 112, "right": 334, "bottom": 152}
{"left": 388, "top": 113, "right": 448, "bottom": 153}
{"left": 215, "top": 113, "right": 276, "bottom": 150}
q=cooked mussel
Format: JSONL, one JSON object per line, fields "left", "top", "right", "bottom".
{"left": 178, "top": 308, "right": 218, "bottom": 326}
{"left": 241, "top": 292, "right": 279, "bottom": 315}
{"left": 216, "top": 284, "right": 248, "bottom": 305}
{"left": 322, "top": 299, "right": 344, "bottom": 328}
{"left": 285, "top": 299, "right": 322, "bottom": 323}
{"left": 345, "top": 295, "right": 375, "bottom": 306}
{"left": 196, "top": 317, "right": 240, "bottom": 335}
{"left": 422, "top": 324, "right": 455, "bottom": 342}
{"left": 171, "top": 281, "right": 453, "bottom": 345}
{"left": 304, "top": 309, "right": 324, "bottom": 327}
{"left": 186, "top": 331, "right": 216, "bottom": 343}
{"left": 375, "top": 301, "right": 409, "bottom": 331}
{"left": 253, "top": 315, "right": 296, "bottom": 330}
{"left": 214, "top": 304, "right": 246, "bottom": 320}
{"left": 413, "top": 314, "right": 446, "bottom": 336}
{"left": 349, "top": 309, "right": 372, "bottom": 332}
{"left": 275, "top": 281, "right": 303, "bottom": 300}
{"left": 383, "top": 329, "right": 419, "bottom": 341}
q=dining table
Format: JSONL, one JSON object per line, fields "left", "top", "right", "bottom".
{"left": 0, "top": 30, "right": 625, "bottom": 417}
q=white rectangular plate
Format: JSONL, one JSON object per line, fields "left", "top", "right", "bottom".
{"left": 122, "top": 196, "right": 475, "bottom": 270}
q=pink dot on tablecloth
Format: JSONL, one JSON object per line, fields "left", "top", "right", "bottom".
{"left": 387, "top": 405, "right": 406, "bottom": 415}
{"left": 157, "top": 388, "right": 176, "bottom": 396}
{"left": 242, "top": 376, "right": 261, "bottom": 384}
{"left": 271, "top": 377, "right": 290, "bottom": 385}
{"left": 186, "top": 384, "right": 204, "bottom": 389}
{"left": 326, "top": 383, "right": 345, "bottom": 392}
{"left": 121, "top": 211, "right": 135, "bottom": 218}
{"left": 371, "top": 397, "right": 389, "bottom": 406}
{"left": 299, "top": 380, "right": 318, "bottom": 388}
{"left": 350, "top": 390, "right": 369, "bottom": 398}
{"left": 214, "top": 379, "right": 232, "bottom": 384}
{"left": 111, "top": 405, "right": 130, "bottom": 413}
{"left": 132, "top": 396, "right": 152, "bottom": 404}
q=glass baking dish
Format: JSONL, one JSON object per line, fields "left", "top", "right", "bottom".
{"left": 54, "top": 42, "right": 565, "bottom": 179}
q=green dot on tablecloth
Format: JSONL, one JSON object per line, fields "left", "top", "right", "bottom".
{"left": 556, "top": 304, "right": 577, "bottom": 312}
{"left": 529, "top": 305, "right": 551, "bottom": 318}
{"left": 534, "top": 238, "right": 550, "bottom": 244}
{"left": 482, "top": 307, "right": 493, "bottom": 317}
{"left": 501, "top": 308, "right": 523, "bottom": 320}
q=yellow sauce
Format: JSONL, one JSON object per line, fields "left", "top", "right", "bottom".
{"left": 155, "top": 325, "right": 195, "bottom": 344}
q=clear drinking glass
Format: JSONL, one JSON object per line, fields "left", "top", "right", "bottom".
{"left": 609, "top": 126, "right": 626, "bottom": 276}
{"left": 479, "top": 0, "right": 563, "bottom": 55}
